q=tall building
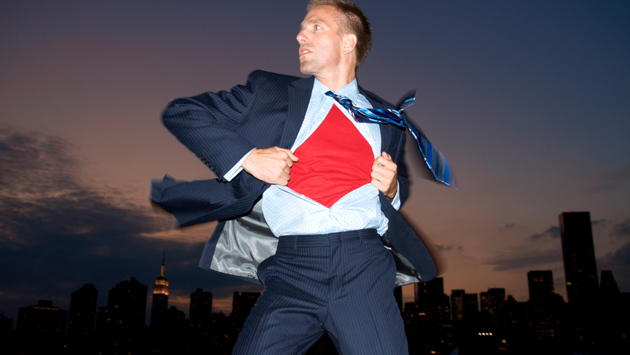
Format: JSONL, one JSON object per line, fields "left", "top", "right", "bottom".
{"left": 106, "top": 277, "right": 147, "bottom": 333}
{"left": 16, "top": 300, "right": 68, "bottom": 341}
{"left": 527, "top": 271, "right": 563, "bottom": 345}
{"left": 150, "top": 255, "right": 169, "bottom": 329}
{"left": 415, "top": 277, "right": 442, "bottom": 304}
{"left": 463, "top": 293, "right": 479, "bottom": 319}
{"left": 600, "top": 270, "right": 620, "bottom": 297}
{"left": 67, "top": 283, "right": 98, "bottom": 338}
{"left": 480, "top": 292, "right": 489, "bottom": 312}
{"left": 95, "top": 306, "right": 109, "bottom": 333}
{"left": 559, "top": 212, "right": 598, "bottom": 304}
{"left": 598, "top": 270, "right": 628, "bottom": 350}
{"left": 0, "top": 313, "right": 12, "bottom": 333}
{"left": 407, "top": 277, "right": 452, "bottom": 353}
{"left": 190, "top": 288, "right": 213, "bottom": 326}
{"left": 415, "top": 277, "right": 450, "bottom": 318}
{"left": 0, "top": 312, "right": 12, "bottom": 352}
{"left": 528, "top": 271, "right": 555, "bottom": 303}
{"left": 480, "top": 288, "right": 505, "bottom": 312}
{"left": 451, "top": 289, "right": 465, "bottom": 321}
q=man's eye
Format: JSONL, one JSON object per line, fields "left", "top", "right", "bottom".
{"left": 314, "top": 25, "right": 321, "bottom": 30}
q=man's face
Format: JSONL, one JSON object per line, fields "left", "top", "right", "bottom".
{"left": 296, "top": 5, "right": 345, "bottom": 77}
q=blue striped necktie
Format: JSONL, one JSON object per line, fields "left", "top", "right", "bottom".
{"left": 325, "top": 90, "right": 456, "bottom": 190}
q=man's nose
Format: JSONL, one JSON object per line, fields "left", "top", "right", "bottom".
{"left": 296, "top": 30, "right": 307, "bottom": 44}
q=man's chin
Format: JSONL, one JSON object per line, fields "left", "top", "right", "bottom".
{"left": 299, "top": 63, "right": 314, "bottom": 75}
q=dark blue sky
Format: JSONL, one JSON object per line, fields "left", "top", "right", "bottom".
{"left": 1, "top": 0, "right": 629, "bottom": 321}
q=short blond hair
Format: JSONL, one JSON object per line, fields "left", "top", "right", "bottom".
{"left": 307, "top": 0, "right": 372, "bottom": 68}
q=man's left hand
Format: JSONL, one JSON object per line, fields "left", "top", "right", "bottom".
{"left": 371, "top": 152, "right": 397, "bottom": 202}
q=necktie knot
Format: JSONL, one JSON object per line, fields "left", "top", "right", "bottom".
{"left": 325, "top": 90, "right": 457, "bottom": 190}
{"left": 325, "top": 91, "right": 412, "bottom": 128}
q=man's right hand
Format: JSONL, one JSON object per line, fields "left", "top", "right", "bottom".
{"left": 242, "top": 147, "right": 299, "bottom": 186}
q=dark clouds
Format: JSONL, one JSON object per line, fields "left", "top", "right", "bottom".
{"left": 612, "top": 219, "right": 630, "bottom": 238}
{"left": 0, "top": 126, "right": 80, "bottom": 197}
{"left": 435, "top": 244, "right": 463, "bottom": 252}
{"left": 586, "top": 165, "right": 630, "bottom": 193}
{"left": 0, "top": 126, "right": 252, "bottom": 320}
{"left": 489, "top": 219, "right": 630, "bottom": 290}
{"left": 589, "top": 218, "right": 630, "bottom": 238}
{"left": 598, "top": 240, "right": 630, "bottom": 291}
{"left": 486, "top": 225, "right": 564, "bottom": 272}
{"left": 1, "top": 0, "right": 629, "bottom": 320}
{"left": 529, "top": 226, "right": 560, "bottom": 240}
{"left": 485, "top": 248, "right": 561, "bottom": 272}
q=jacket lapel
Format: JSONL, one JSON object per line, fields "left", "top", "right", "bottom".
{"left": 281, "top": 76, "right": 314, "bottom": 149}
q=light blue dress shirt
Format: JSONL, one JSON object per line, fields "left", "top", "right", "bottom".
{"left": 226, "top": 78, "right": 400, "bottom": 237}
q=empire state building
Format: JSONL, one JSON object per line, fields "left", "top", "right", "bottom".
{"left": 150, "top": 254, "right": 169, "bottom": 329}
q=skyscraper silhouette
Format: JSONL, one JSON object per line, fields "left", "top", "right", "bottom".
{"left": 559, "top": 212, "right": 598, "bottom": 304}
{"left": 404, "top": 278, "right": 453, "bottom": 354}
{"left": 15, "top": 300, "right": 68, "bottom": 354}
{"left": 0, "top": 312, "right": 12, "bottom": 353}
{"left": 106, "top": 277, "right": 147, "bottom": 333}
{"left": 451, "top": 289, "right": 465, "bottom": 321}
{"left": 0, "top": 313, "right": 12, "bottom": 333}
{"left": 597, "top": 270, "right": 628, "bottom": 352}
{"left": 232, "top": 292, "right": 260, "bottom": 321}
{"left": 526, "top": 270, "right": 564, "bottom": 347}
{"left": 528, "top": 271, "right": 555, "bottom": 303}
{"left": 190, "top": 288, "right": 213, "bottom": 329}
{"left": 414, "top": 277, "right": 451, "bottom": 328}
{"left": 16, "top": 300, "right": 67, "bottom": 338}
{"left": 600, "top": 270, "right": 620, "bottom": 297}
{"left": 151, "top": 254, "right": 169, "bottom": 329}
{"left": 462, "top": 293, "right": 479, "bottom": 319}
{"left": 480, "top": 288, "right": 505, "bottom": 312}
{"left": 415, "top": 277, "right": 443, "bottom": 304}
{"left": 67, "top": 283, "right": 97, "bottom": 338}
{"left": 232, "top": 292, "right": 260, "bottom": 332}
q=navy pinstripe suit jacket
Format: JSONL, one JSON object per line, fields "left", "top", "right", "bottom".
{"left": 151, "top": 70, "right": 436, "bottom": 285}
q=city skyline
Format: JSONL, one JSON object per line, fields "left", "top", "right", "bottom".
{"left": 7, "top": 262, "right": 624, "bottom": 326}
{"left": 4, "top": 252, "right": 626, "bottom": 353}
{"left": 3, "top": 239, "right": 625, "bottom": 325}
{"left": 1, "top": 0, "right": 629, "bottom": 325}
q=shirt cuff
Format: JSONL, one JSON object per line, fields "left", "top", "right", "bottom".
{"left": 222, "top": 149, "right": 255, "bottom": 182}
{"left": 391, "top": 180, "right": 401, "bottom": 210}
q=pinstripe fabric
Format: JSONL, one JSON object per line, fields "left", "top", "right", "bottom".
{"left": 151, "top": 70, "right": 437, "bottom": 286}
{"left": 152, "top": 70, "right": 433, "bottom": 352}
{"left": 233, "top": 230, "right": 408, "bottom": 355}
{"left": 163, "top": 71, "right": 302, "bottom": 179}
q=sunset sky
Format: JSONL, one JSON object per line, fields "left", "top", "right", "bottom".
{"left": 1, "top": 0, "right": 629, "bottom": 322}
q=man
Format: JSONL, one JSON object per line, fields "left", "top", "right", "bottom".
{"left": 152, "top": 1, "right": 437, "bottom": 354}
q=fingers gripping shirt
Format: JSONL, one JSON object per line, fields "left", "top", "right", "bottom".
{"left": 262, "top": 78, "right": 399, "bottom": 237}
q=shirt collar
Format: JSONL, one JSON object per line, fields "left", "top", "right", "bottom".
{"left": 312, "top": 78, "right": 361, "bottom": 103}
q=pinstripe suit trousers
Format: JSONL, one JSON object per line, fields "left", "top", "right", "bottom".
{"left": 232, "top": 229, "right": 408, "bottom": 355}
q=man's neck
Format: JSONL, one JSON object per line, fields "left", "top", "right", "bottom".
{"left": 314, "top": 69, "right": 356, "bottom": 93}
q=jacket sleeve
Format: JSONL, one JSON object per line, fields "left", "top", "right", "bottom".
{"left": 162, "top": 71, "right": 263, "bottom": 180}
{"left": 151, "top": 174, "right": 268, "bottom": 227}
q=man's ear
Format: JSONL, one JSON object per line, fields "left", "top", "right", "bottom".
{"left": 343, "top": 33, "right": 357, "bottom": 54}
